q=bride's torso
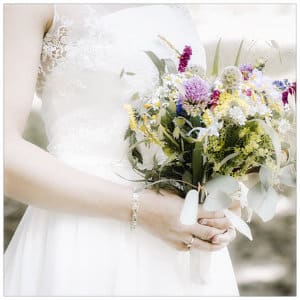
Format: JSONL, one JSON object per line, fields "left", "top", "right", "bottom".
{"left": 37, "top": 4, "right": 206, "bottom": 182}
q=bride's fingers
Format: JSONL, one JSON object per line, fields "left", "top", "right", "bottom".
{"left": 211, "top": 227, "right": 236, "bottom": 245}
{"left": 198, "top": 217, "right": 232, "bottom": 230}
{"left": 198, "top": 208, "right": 225, "bottom": 220}
{"left": 191, "top": 237, "right": 227, "bottom": 251}
{"left": 189, "top": 224, "right": 226, "bottom": 241}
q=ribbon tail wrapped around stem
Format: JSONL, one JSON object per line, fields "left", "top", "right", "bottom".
{"left": 180, "top": 189, "right": 212, "bottom": 283}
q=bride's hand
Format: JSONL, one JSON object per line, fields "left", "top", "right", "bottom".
{"left": 139, "top": 189, "right": 230, "bottom": 251}
{"left": 198, "top": 199, "right": 241, "bottom": 246}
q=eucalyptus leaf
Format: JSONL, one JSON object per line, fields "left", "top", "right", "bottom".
{"left": 279, "top": 165, "right": 296, "bottom": 187}
{"left": 224, "top": 209, "right": 253, "bottom": 240}
{"left": 125, "top": 72, "right": 136, "bottom": 76}
{"left": 247, "top": 182, "right": 265, "bottom": 211}
{"left": 259, "top": 165, "right": 273, "bottom": 190}
{"left": 145, "top": 51, "right": 165, "bottom": 82}
{"left": 256, "top": 186, "right": 279, "bottom": 222}
{"left": 163, "top": 58, "right": 178, "bottom": 74}
{"left": 205, "top": 175, "right": 240, "bottom": 195}
{"left": 203, "top": 190, "right": 232, "bottom": 211}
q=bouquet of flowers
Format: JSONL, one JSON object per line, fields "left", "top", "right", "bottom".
{"left": 124, "top": 36, "right": 296, "bottom": 281}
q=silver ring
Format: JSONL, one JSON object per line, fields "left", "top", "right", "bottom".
{"left": 185, "top": 236, "right": 195, "bottom": 249}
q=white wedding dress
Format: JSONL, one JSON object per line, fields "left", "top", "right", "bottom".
{"left": 4, "top": 4, "right": 239, "bottom": 296}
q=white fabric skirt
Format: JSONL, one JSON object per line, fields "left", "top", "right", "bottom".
{"left": 4, "top": 156, "right": 239, "bottom": 296}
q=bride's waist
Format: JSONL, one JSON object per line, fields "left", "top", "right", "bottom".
{"left": 48, "top": 143, "right": 137, "bottom": 185}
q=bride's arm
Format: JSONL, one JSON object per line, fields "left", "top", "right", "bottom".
{"left": 4, "top": 5, "right": 138, "bottom": 221}
{"left": 4, "top": 4, "right": 235, "bottom": 251}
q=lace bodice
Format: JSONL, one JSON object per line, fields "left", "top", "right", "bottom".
{"left": 36, "top": 4, "right": 206, "bottom": 177}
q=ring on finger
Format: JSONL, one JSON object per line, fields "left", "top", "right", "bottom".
{"left": 184, "top": 235, "right": 195, "bottom": 249}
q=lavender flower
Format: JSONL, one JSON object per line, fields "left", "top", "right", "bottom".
{"left": 181, "top": 77, "right": 210, "bottom": 116}
{"left": 239, "top": 63, "right": 253, "bottom": 80}
{"left": 183, "top": 77, "right": 209, "bottom": 103}
{"left": 178, "top": 46, "right": 192, "bottom": 73}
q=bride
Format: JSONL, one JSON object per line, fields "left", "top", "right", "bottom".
{"left": 4, "top": 4, "right": 240, "bottom": 296}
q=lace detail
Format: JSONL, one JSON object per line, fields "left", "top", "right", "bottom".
{"left": 36, "top": 14, "right": 72, "bottom": 96}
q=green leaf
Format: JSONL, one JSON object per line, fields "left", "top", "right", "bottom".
{"left": 120, "top": 68, "right": 125, "bottom": 79}
{"left": 257, "top": 186, "right": 279, "bottom": 222}
{"left": 203, "top": 190, "right": 232, "bottom": 211}
{"left": 163, "top": 58, "right": 178, "bottom": 74}
{"left": 279, "top": 165, "right": 296, "bottom": 187}
{"left": 145, "top": 51, "right": 165, "bottom": 82}
{"left": 131, "top": 92, "right": 140, "bottom": 101}
{"left": 224, "top": 209, "right": 253, "bottom": 240}
{"left": 211, "top": 38, "right": 221, "bottom": 76}
{"left": 182, "top": 170, "right": 193, "bottom": 193}
{"left": 219, "top": 152, "right": 239, "bottom": 169}
{"left": 259, "top": 165, "right": 273, "bottom": 190}
{"left": 205, "top": 175, "right": 240, "bottom": 195}
{"left": 247, "top": 183, "right": 279, "bottom": 222}
{"left": 124, "top": 126, "right": 132, "bottom": 140}
{"left": 247, "top": 182, "right": 264, "bottom": 211}
{"left": 234, "top": 40, "right": 244, "bottom": 66}
{"left": 192, "top": 143, "right": 204, "bottom": 186}
{"left": 182, "top": 170, "right": 193, "bottom": 184}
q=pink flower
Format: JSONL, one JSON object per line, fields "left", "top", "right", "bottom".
{"left": 178, "top": 46, "right": 192, "bottom": 73}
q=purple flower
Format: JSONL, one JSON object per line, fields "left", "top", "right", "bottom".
{"left": 178, "top": 46, "right": 192, "bottom": 73}
{"left": 209, "top": 90, "right": 220, "bottom": 109}
{"left": 289, "top": 82, "right": 296, "bottom": 95}
{"left": 276, "top": 81, "right": 296, "bottom": 105}
{"left": 183, "top": 77, "right": 209, "bottom": 103}
{"left": 239, "top": 63, "right": 253, "bottom": 80}
{"left": 176, "top": 98, "right": 183, "bottom": 115}
{"left": 282, "top": 90, "right": 289, "bottom": 105}
{"left": 273, "top": 80, "right": 286, "bottom": 91}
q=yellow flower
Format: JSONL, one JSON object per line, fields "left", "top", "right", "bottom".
{"left": 202, "top": 109, "right": 213, "bottom": 126}
{"left": 124, "top": 104, "right": 137, "bottom": 131}
{"left": 154, "top": 101, "right": 161, "bottom": 108}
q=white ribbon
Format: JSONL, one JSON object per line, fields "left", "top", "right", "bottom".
{"left": 180, "top": 189, "right": 212, "bottom": 283}
{"left": 180, "top": 182, "right": 252, "bottom": 283}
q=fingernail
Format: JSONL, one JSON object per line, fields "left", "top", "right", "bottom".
{"left": 212, "top": 238, "right": 218, "bottom": 244}
{"left": 200, "top": 219, "right": 207, "bottom": 225}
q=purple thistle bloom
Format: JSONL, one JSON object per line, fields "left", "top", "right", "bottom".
{"left": 178, "top": 46, "right": 192, "bottom": 73}
{"left": 239, "top": 63, "right": 253, "bottom": 80}
{"left": 183, "top": 77, "right": 209, "bottom": 103}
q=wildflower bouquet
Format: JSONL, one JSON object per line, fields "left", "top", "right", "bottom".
{"left": 124, "top": 37, "right": 296, "bottom": 280}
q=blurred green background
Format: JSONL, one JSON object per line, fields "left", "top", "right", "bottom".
{"left": 4, "top": 3, "right": 296, "bottom": 297}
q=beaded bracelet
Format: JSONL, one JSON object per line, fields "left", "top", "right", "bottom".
{"left": 130, "top": 190, "right": 141, "bottom": 231}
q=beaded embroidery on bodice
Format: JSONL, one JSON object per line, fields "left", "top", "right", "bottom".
{"left": 36, "top": 4, "right": 206, "bottom": 171}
